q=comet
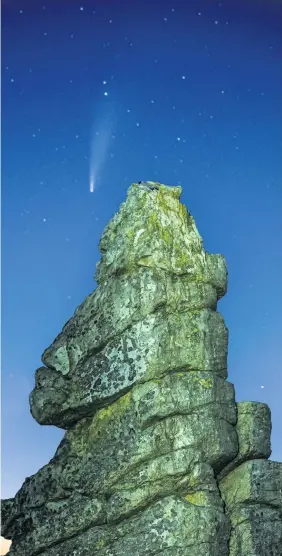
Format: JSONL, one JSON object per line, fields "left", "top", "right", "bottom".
{"left": 90, "top": 170, "right": 95, "bottom": 193}
{"left": 89, "top": 102, "right": 117, "bottom": 193}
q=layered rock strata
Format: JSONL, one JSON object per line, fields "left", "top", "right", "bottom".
{"left": 2, "top": 182, "right": 281, "bottom": 556}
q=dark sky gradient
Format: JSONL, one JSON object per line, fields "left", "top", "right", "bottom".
{"left": 1, "top": 0, "right": 282, "bottom": 499}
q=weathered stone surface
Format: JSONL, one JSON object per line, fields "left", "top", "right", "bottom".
{"left": 41, "top": 268, "right": 220, "bottom": 376}
{"left": 29, "top": 183, "right": 228, "bottom": 429}
{"left": 219, "top": 459, "right": 282, "bottom": 555}
{"left": 2, "top": 182, "right": 281, "bottom": 555}
{"left": 1, "top": 375, "right": 237, "bottom": 554}
{"left": 31, "top": 306, "right": 228, "bottom": 429}
{"left": 217, "top": 401, "right": 272, "bottom": 481}
{"left": 5, "top": 497, "right": 230, "bottom": 556}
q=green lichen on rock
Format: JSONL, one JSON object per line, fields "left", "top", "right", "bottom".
{"left": 1, "top": 181, "right": 281, "bottom": 556}
{"left": 219, "top": 460, "right": 282, "bottom": 555}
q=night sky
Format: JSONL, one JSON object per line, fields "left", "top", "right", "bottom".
{"left": 1, "top": 0, "right": 282, "bottom": 512}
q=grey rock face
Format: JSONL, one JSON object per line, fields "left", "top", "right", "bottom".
{"left": 2, "top": 182, "right": 281, "bottom": 556}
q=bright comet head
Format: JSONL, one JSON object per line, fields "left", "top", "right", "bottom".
{"left": 90, "top": 170, "right": 95, "bottom": 193}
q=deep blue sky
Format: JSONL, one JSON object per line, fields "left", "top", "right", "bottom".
{"left": 1, "top": 0, "right": 282, "bottom": 500}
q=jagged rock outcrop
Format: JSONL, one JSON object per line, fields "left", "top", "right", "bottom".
{"left": 2, "top": 181, "right": 282, "bottom": 555}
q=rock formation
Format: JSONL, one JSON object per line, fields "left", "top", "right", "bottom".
{"left": 2, "top": 181, "right": 282, "bottom": 555}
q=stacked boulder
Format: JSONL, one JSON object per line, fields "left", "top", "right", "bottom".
{"left": 2, "top": 182, "right": 282, "bottom": 555}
